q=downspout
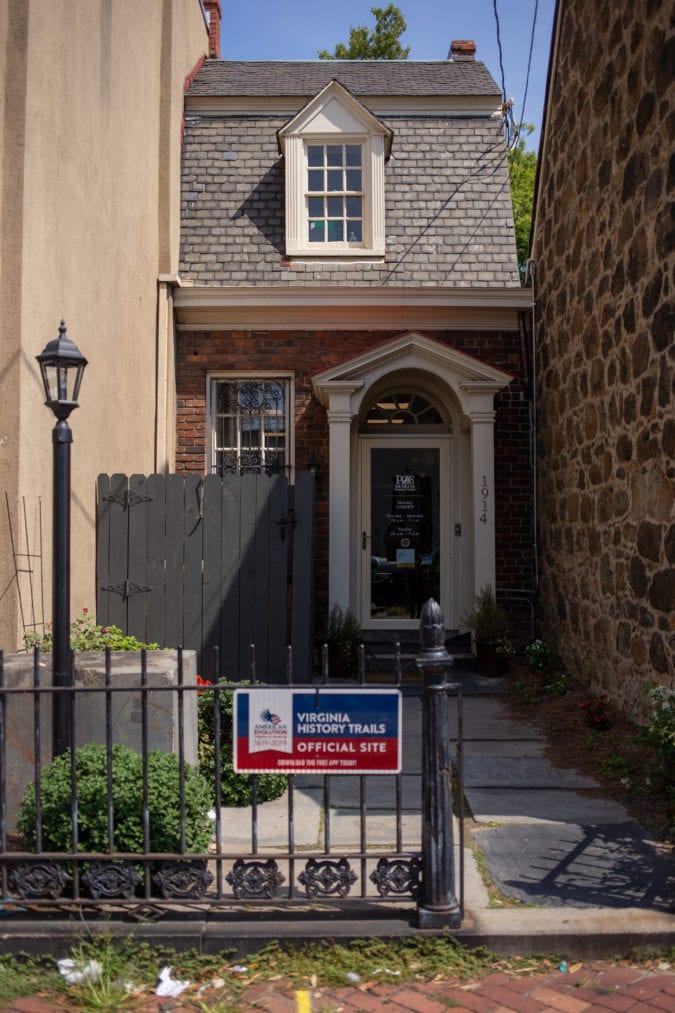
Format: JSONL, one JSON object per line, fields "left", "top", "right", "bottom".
{"left": 525, "top": 258, "right": 539, "bottom": 593}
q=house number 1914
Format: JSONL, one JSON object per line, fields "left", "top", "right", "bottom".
{"left": 479, "top": 475, "right": 489, "bottom": 525}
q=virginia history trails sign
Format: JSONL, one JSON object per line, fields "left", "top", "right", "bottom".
{"left": 233, "top": 688, "right": 401, "bottom": 774}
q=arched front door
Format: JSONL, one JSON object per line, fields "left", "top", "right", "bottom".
{"left": 311, "top": 331, "right": 513, "bottom": 625}
{"left": 360, "top": 435, "right": 451, "bottom": 629}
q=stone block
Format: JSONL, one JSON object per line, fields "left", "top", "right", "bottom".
{"left": 2, "top": 650, "right": 198, "bottom": 832}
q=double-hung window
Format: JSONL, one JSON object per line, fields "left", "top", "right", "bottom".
{"left": 209, "top": 377, "right": 292, "bottom": 477}
{"left": 278, "top": 80, "right": 392, "bottom": 258}
{"left": 307, "top": 143, "right": 364, "bottom": 245}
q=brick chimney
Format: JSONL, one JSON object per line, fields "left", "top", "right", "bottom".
{"left": 203, "top": 0, "right": 222, "bottom": 59}
{"left": 448, "top": 40, "right": 476, "bottom": 61}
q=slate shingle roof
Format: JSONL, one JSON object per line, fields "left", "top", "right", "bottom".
{"left": 180, "top": 113, "right": 519, "bottom": 287}
{"left": 187, "top": 60, "right": 501, "bottom": 98}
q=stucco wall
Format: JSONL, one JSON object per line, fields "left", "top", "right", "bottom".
{"left": 0, "top": 0, "right": 208, "bottom": 649}
{"left": 531, "top": 0, "right": 674, "bottom": 715}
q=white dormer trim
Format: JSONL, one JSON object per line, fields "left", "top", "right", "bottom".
{"left": 278, "top": 80, "right": 392, "bottom": 258}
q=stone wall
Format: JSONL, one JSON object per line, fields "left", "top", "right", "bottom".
{"left": 531, "top": 0, "right": 674, "bottom": 715}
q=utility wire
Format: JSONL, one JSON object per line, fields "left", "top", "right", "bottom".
{"left": 519, "top": 0, "right": 539, "bottom": 131}
{"left": 494, "top": 0, "right": 540, "bottom": 151}
{"left": 492, "top": 0, "right": 507, "bottom": 102}
{"left": 382, "top": 138, "right": 507, "bottom": 283}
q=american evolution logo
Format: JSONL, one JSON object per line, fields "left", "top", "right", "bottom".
{"left": 233, "top": 689, "right": 401, "bottom": 774}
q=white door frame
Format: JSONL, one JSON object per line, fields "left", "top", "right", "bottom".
{"left": 358, "top": 435, "right": 452, "bottom": 630}
{"left": 311, "top": 332, "right": 513, "bottom": 623}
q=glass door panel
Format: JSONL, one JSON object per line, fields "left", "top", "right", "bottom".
{"left": 366, "top": 446, "right": 440, "bottom": 621}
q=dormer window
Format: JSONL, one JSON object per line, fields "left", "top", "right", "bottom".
{"left": 307, "top": 143, "right": 364, "bottom": 245}
{"left": 278, "top": 80, "right": 392, "bottom": 258}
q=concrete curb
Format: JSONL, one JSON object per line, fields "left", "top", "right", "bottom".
{"left": 1, "top": 906, "right": 674, "bottom": 960}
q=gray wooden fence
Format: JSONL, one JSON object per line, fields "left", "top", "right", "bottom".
{"left": 95, "top": 472, "right": 315, "bottom": 682}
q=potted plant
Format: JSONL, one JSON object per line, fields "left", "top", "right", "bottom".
{"left": 461, "top": 584, "right": 510, "bottom": 677}
{"left": 325, "top": 604, "right": 362, "bottom": 679}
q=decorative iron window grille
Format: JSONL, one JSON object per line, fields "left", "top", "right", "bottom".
{"left": 211, "top": 378, "right": 291, "bottom": 476}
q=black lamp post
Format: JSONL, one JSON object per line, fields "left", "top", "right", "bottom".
{"left": 36, "top": 321, "right": 87, "bottom": 757}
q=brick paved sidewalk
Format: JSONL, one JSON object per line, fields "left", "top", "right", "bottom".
{"left": 3, "top": 962, "right": 675, "bottom": 1012}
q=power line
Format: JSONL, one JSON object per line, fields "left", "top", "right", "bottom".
{"left": 493, "top": 0, "right": 540, "bottom": 151}
{"left": 492, "top": 0, "right": 507, "bottom": 102}
{"left": 519, "top": 0, "right": 539, "bottom": 129}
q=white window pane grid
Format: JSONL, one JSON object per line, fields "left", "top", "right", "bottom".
{"left": 306, "top": 143, "right": 363, "bottom": 244}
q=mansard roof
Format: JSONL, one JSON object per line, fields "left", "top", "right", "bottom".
{"left": 179, "top": 58, "right": 519, "bottom": 289}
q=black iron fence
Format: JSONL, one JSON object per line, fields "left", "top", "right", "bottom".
{"left": 0, "top": 617, "right": 464, "bottom": 925}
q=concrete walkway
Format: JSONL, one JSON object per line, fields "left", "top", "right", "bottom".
{"left": 217, "top": 673, "right": 673, "bottom": 916}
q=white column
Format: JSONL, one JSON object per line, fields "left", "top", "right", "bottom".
{"left": 326, "top": 389, "right": 359, "bottom": 610}
{"left": 469, "top": 404, "right": 497, "bottom": 595}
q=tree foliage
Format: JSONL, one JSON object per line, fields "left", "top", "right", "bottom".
{"left": 507, "top": 125, "right": 537, "bottom": 282}
{"left": 318, "top": 3, "right": 409, "bottom": 60}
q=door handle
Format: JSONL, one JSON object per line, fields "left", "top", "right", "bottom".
{"left": 362, "top": 530, "right": 370, "bottom": 550}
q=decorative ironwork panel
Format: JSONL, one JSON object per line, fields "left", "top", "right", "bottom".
{"left": 10, "top": 861, "right": 70, "bottom": 900}
{"left": 370, "top": 857, "right": 422, "bottom": 898}
{"left": 153, "top": 860, "right": 214, "bottom": 900}
{"left": 215, "top": 451, "right": 289, "bottom": 477}
{"left": 226, "top": 859, "right": 285, "bottom": 899}
{"left": 82, "top": 862, "right": 141, "bottom": 900}
{"left": 298, "top": 858, "right": 357, "bottom": 898}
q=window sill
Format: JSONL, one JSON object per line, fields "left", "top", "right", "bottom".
{"left": 284, "top": 247, "right": 385, "bottom": 260}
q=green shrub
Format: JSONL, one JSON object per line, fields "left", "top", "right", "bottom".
{"left": 461, "top": 585, "right": 509, "bottom": 644}
{"left": 24, "top": 609, "right": 159, "bottom": 652}
{"left": 17, "top": 743, "right": 212, "bottom": 856}
{"left": 325, "top": 604, "right": 362, "bottom": 676}
{"left": 524, "top": 638, "right": 551, "bottom": 672}
{"left": 643, "top": 686, "right": 675, "bottom": 780}
{"left": 198, "top": 680, "right": 287, "bottom": 807}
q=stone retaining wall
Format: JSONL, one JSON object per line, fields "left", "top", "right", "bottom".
{"left": 2, "top": 651, "right": 198, "bottom": 831}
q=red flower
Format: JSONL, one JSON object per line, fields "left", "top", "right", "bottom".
{"left": 196, "top": 674, "right": 212, "bottom": 695}
{"left": 82, "top": 607, "right": 88, "bottom": 614}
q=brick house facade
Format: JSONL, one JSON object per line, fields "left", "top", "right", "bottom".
{"left": 175, "top": 51, "right": 532, "bottom": 637}
{"left": 530, "top": 0, "right": 674, "bottom": 712}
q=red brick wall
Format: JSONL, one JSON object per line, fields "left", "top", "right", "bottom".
{"left": 176, "top": 328, "right": 534, "bottom": 624}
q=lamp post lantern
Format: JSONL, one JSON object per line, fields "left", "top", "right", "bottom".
{"left": 36, "top": 320, "right": 87, "bottom": 757}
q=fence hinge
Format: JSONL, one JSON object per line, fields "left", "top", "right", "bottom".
{"left": 276, "top": 510, "right": 296, "bottom": 541}
{"left": 101, "top": 578, "right": 153, "bottom": 600}
{"left": 103, "top": 489, "right": 154, "bottom": 510}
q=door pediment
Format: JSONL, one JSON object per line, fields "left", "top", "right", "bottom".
{"left": 311, "top": 331, "right": 512, "bottom": 417}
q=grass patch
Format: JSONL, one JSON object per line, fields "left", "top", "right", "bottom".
{"left": 0, "top": 936, "right": 559, "bottom": 1008}
{"left": 2, "top": 935, "right": 673, "bottom": 1008}
{"left": 468, "top": 835, "right": 538, "bottom": 909}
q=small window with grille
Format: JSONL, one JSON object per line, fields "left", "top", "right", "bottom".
{"left": 209, "top": 377, "right": 291, "bottom": 476}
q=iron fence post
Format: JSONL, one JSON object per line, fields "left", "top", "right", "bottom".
{"left": 416, "top": 598, "right": 461, "bottom": 929}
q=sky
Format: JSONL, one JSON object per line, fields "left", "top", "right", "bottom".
{"left": 218, "top": 0, "right": 557, "bottom": 151}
